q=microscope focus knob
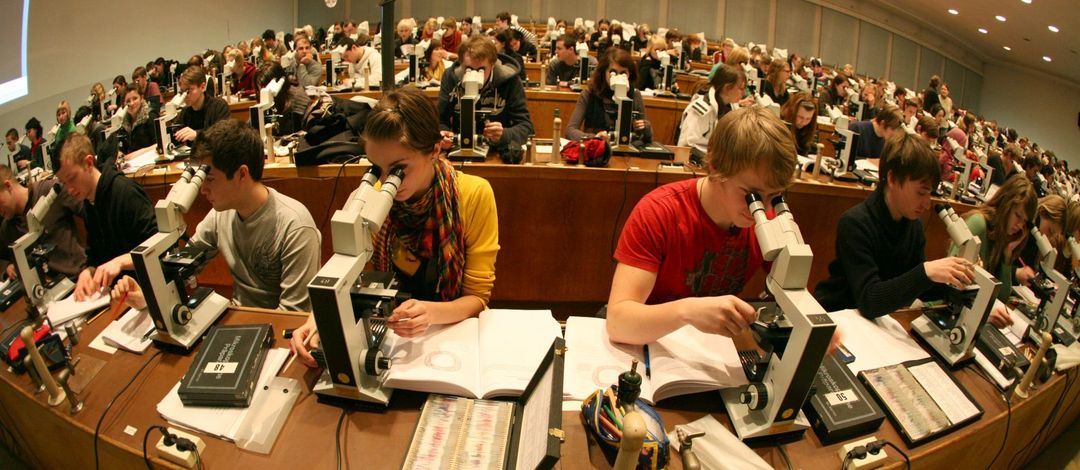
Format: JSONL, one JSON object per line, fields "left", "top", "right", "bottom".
{"left": 739, "top": 382, "right": 768, "bottom": 411}
{"left": 172, "top": 305, "right": 192, "bottom": 326}
{"left": 364, "top": 349, "right": 389, "bottom": 375}
{"left": 948, "top": 327, "right": 965, "bottom": 345}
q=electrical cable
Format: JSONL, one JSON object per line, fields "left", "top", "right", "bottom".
{"left": 969, "top": 363, "right": 1012, "bottom": 470}
{"left": 1007, "top": 365, "right": 1074, "bottom": 469}
{"left": 882, "top": 441, "right": 910, "bottom": 470}
{"left": 776, "top": 442, "right": 792, "bottom": 470}
{"left": 95, "top": 350, "right": 163, "bottom": 470}
{"left": 336, "top": 408, "right": 350, "bottom": 470}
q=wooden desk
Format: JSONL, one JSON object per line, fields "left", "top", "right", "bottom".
{"left": 129, "top": 159, "right": 970, "bottom": 317}
{"left": 0, "top": 301, "right": 1076, "bottom": 469}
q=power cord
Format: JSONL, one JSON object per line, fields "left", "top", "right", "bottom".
{"left": 336, "top": 408, "right": 350, "bottom": 470}
{"left": 1013, "top": 366, "right": 1078, "bottom": 468}
{"left": 775, "top": 442, "right": 792, "bottom": 470}
{"left": 1007, "top": 365, "right": 1074, "bottom": 469}
{"left": 142, "top": 425, "right": 203, "bottom": 470}
{"left": 94, "top": 350, "right": 163, "bottom": 470}
{"left": 968, "top": 363, "right": 1013, "bottom": 470}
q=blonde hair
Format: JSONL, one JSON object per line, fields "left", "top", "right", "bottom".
{"left": 91, "top": 83, "right": 106, "bottom": 102}
{"left": 725, "top": 46, "right": 750, "bottom": 66}
{"left": 56, "top": 100, "right": 72, "bottom": 122}
{"left": 706, "top": 107, "right": 796, "bottom": 189}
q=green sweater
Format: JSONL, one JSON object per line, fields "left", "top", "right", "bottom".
{"left": 950, "top": 213, "right": 1012, "bottom": 302}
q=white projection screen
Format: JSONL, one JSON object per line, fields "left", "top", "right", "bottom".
{"left": 0, "top": 0, "right": 28, "bottom": 106}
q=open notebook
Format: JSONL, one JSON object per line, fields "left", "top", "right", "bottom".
{"left": 563, "top": 316, "right": 746, "bottom": 404}
{"left": 383, "top": 309, "right": 562, "bottom": 399}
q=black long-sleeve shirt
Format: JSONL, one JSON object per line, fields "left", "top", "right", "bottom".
{"left": 814, "top": 189, "right": 943, "bottom": 318}
{"left": 84, "top": 166, "right": 158, "bottom": 267}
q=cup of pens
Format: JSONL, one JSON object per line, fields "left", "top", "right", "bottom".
{"left": 580, "top": 384, "right": 669, "bottom": 469}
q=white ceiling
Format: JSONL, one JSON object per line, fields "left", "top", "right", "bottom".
{"left": 869, "top": 0, "right": 1079, "bottom": 84}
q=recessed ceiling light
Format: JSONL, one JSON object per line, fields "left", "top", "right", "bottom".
{"left": 978, "top": 28, "right": 989, "bottom": 34}
{"left": 1003, "top": 46, "right": 1012, "bottom": 51}
{"left": 1048, "top": 25, "right": 1060, "bottom": 33}
{"left": 948, "top": 8, "right": 959, "bottom": 15}
{"left": 1043, "top": 56, "right": 1052, "bottom": 62}
{"left": 996, "top": 15, "right": 1007, "bottom": 22}
{"left": 1021, "top": 0, "right": 1032, "bottom": 4}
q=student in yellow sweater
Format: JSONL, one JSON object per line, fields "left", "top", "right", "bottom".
{"left": 291, "top": 87, "right": 499, "bottom": 367}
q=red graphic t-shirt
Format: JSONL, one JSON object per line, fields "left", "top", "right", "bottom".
{"left": 615, "top": 178, "right": 764, "bottom": 304}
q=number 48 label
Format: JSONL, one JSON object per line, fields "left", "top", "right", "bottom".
{"left": 826, "top": 389, "right": 859, "bottom": 406}
{"left": 204, "top": 362, "right": 238, "bottom": 374}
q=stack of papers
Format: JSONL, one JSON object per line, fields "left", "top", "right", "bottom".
{"left": 97, "top": 308, "right": 154, "bottom": 353}
{"left": 828, "top": 310, "right": 930, "bottom": 374}
{"left": 47, "top": 292, "right": 110, "bottom": 327}
{"left": 157, "top": 348, "right": 290, "bottom": 440}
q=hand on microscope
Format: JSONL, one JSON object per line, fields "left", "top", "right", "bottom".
{"left": 924, "top": 257, "right": 975, "bottom": 289}
{"left": 632, "top": 119, "right": 646, "bottom": 131}
{"left": 439, "top": 130, "right": 455, "bottom": 150}
{"left": 681, "top": 295, "right": 759, "bottom": 338}
{"left": 387, "top": 299, "right": 433, "bottom": 338}
{"left": 482, "top": 121, "right": 504, "bottom": 144}
{"left": 1015, "top": 266, "right": 1037, "bottom": 286}
{"left": 110, "top": 276, "right": 147, "bottom": 310}
{"left": 174, "top": 127, "right": 197, "bottom": 143}
{"left": 289, "top": 315, "right": 321, "bottom": 368}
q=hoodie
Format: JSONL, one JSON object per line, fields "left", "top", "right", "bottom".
{"left": 438, "top": 59, "right": 535, "bottom": 151}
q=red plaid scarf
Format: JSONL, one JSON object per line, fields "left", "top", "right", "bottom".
{"left": 373, "top": 158, "right": 465, "bottom": 300}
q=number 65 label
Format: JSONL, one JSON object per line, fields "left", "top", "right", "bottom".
{"left": 204, "top": 362, "right": 238, "bottom": 374}
{"left": 826, "top": 389, "right": 859, "bottom": 406}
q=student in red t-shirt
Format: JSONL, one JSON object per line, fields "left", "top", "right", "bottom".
{"left": 606, "top": 107, "right": 797, "bottom": 345}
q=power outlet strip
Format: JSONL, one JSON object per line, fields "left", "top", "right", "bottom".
{"left": 155, "top": 427, "right": 207, "bottom": 469}
{"left": 838, "top": 436, "right": 887, "bottom": 470}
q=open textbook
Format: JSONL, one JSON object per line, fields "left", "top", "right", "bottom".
{"left": 383, "top": 309, "right": 562, "bottom": 399}
{"left": 563, "top": 316, "right": 747, "bottom": 404}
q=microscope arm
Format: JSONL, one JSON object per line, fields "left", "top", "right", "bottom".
{"left": 13, "top": 185, "right": 66, "bottom": 308}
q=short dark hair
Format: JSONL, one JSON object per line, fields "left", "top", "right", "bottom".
{"left": 1023, "top": 155, "right": 1042, "bottom": 170}
{"left": 262, "top": 29, "right": 276, "bottom": 41}
{"left": 879, "top": 132, "right": 941, "bottom": 189}
{"left": 194, "top": 120, "right": 264, "bottom": 181}
{"left": 112, "top": 75, "right": 127, "bottom": 87}
{"left": 24, "top": 117, "right": 42, "bottom": 136}
{"left": 5, "top": 128, "right": 17, "bottom": 140}
{"left": 555, "top": 34, "right": 574, "bottom": 50}
{"left": 496, "top": 12, "right": 511, "bottom": 23}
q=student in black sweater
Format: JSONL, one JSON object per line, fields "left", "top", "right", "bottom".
{"left": 55, "top": 134, "right": 158, "bottom": 301}
{"left": 815, "top": 132, "right": 973, "bottom": 318}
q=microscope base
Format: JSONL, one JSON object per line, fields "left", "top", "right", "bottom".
{"left": 151, "top": 292, "right": 229, "bottom": 351}
{"left": 36, "top": 278, "right": 74, "bottom": 309}
{"left": 720, "top": 388, "right": 810, "bottom": 442}
{"left": 611, "top": 144, "right": 640, "bottom": 155}
{"left": 911, "top": 315, "right": 973, "bottom": 366}
{"left": 1056, "top": 315, "right": 1079, "bottom": 345}
{"left": 448, "top": 147, "right": 488, "bottom": 163}
{"left": 314, "top": 370, "right": 392, "bottom": 409}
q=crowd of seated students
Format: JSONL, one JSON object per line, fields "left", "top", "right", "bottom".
{"left": 2, "top": 10, "right": 1078, "bottom": 372}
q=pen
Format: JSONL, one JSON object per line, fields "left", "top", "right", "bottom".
{"left": 643, "top": 344, "right": 652, "bottom": 379}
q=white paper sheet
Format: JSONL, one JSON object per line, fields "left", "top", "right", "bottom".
{"left": 99, "top": 308, "right": 154, "bottom": 353}
{"left": 829, "top": 309, "right": 930, "bottom": 374}
{"left": 47, "top": 292, "right": 110, "bottom": 326}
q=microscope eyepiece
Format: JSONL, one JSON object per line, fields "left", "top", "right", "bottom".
{"left": 745, "top": 192, "right": 763, "bottom": 205}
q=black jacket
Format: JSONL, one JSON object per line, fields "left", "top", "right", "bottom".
{"left": 177, "top": 95, "right": 230, "bottom": 133}
{"left": 84, "top": 166, "right": 158, "bottom": 267}
{"left": 438, "top": 60, "right": 535, "bottom": 151}
{"left": 814, "top": 189, "right": 943, "bottom": 318}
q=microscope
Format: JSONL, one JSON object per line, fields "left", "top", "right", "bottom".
{"left": 720, "top": 193, "right": 836, "bottom": 441}
{"left": 448, "top": 69, "right": 489, "bottom": 163}
{"left": 1015, "top": 226, "right": 1071, "bottom": 345}
{"left": 308, "top": 166, "right": 409, "bottom": 407}
{"left": 155, "top": 92, "right": 187, "bottom": 160}
{"left": 576, "top": 42, "right": 592, "bottom": 85}
{"left": 828, "top": 122, "right": 860, "bottom": 182}
{"left": 1059, "top": 236, "right": 1080, "bottom": 341}
{"left": 130, "top": 165, "right": 228, "bottom": 350}
{"left": 12, "top": 185, "right": 75, "bottom": 311}
{"left": 250, "top": 78, "right": 284, "bottom": 159}
{"left": 655, "top": 51, "right": 676, "bottom": 97}
{"left": 911, "top": 204, "right": 1001, "bottom": 366}
{"left": 608, "top": 73, "right": 638, "bottom": 155}
{"left": 407, "top": 39, "right": 430, "bottom": 85}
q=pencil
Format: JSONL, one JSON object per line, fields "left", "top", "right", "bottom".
{"left": 598, "top": 413, "right": 623, "bottom": 439}
{"left": 109, "top": 292, "right": 129, "bottom": 322}
{"left": 85, "top": 308, "right": 107, "bottom": 325}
